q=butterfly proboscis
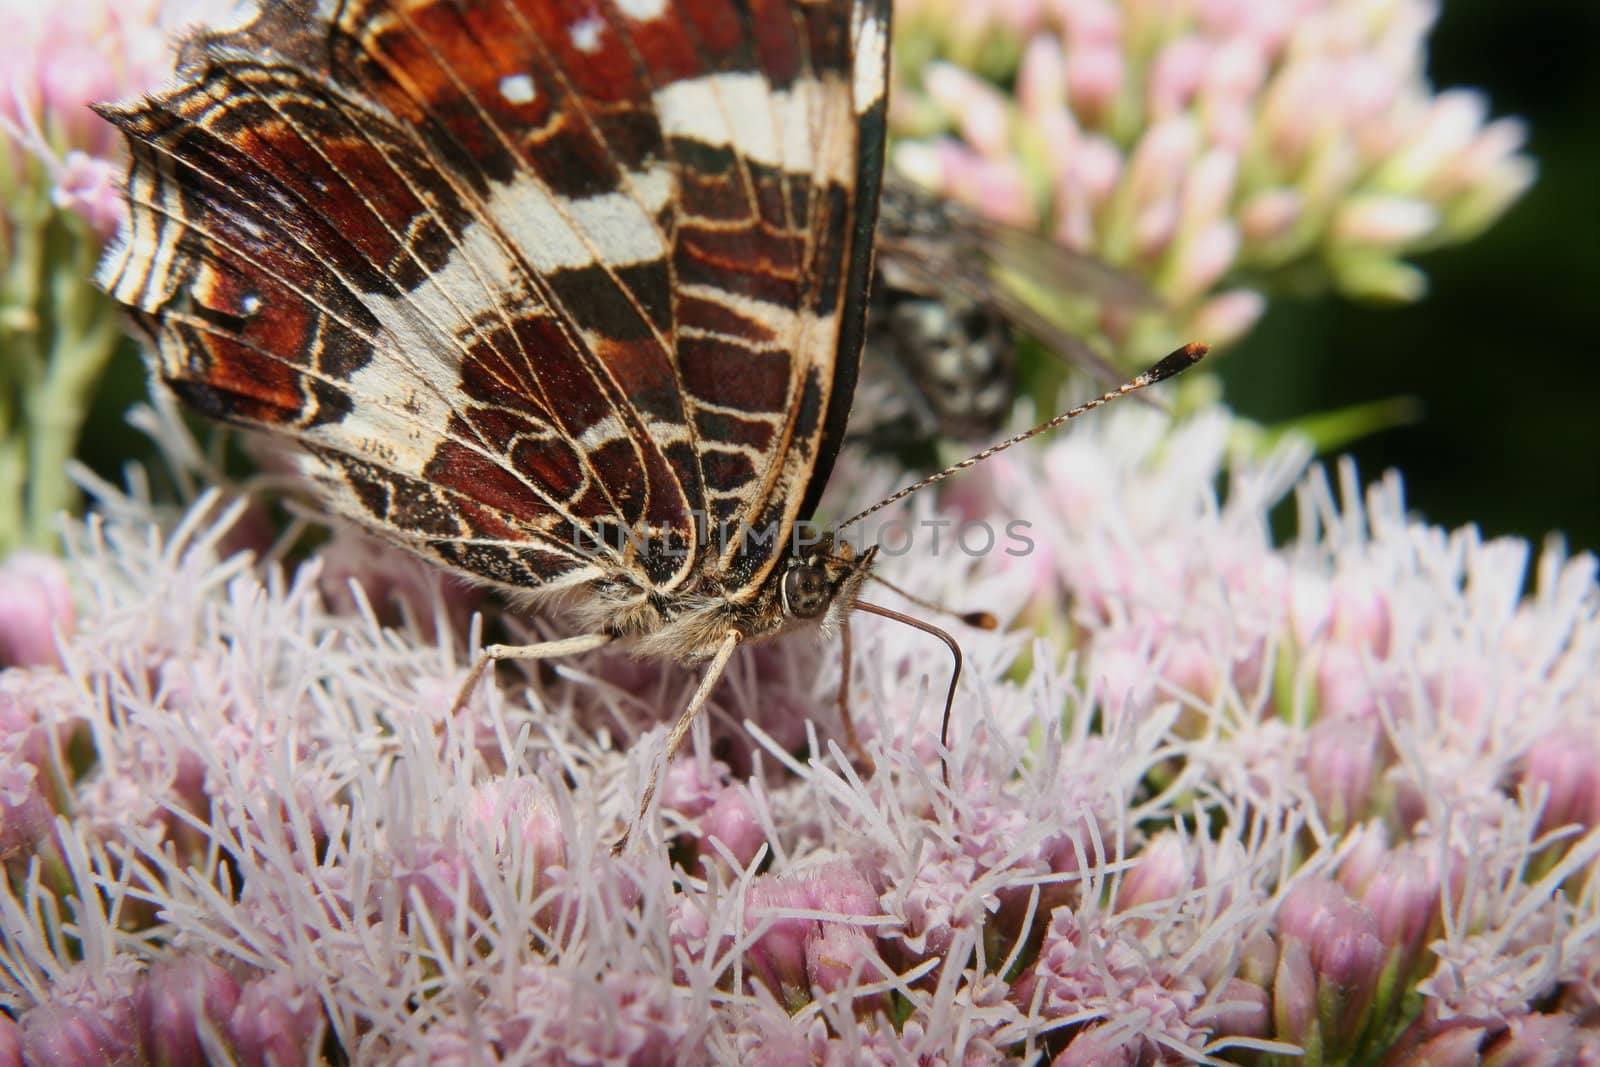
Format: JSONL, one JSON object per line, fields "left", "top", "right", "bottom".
{"left": 452, "top": 342, "right": 1208, "bottom": 850}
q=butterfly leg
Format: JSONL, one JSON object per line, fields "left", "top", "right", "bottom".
{"left": 614, "top": 629, "right": 743, "bottom": 854}
{"left": 836, "top": 616, "right": 874, "bottom": 776}
{"left": 450, "top": 632, "right": 614, "bottom": 717}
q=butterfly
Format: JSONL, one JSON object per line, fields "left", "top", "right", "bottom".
{"left": 97, "top": 0, "right": 1201, "bottom": 841}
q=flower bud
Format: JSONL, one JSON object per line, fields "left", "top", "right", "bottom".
{"left": 19, "top": 1002, "right": 137, "bottom": 1067}
{"left": 744, "top": 877, "right": 820, "bottom": 1007}
{"left": 924, "top": 63, "right": 1012, "bottom": 158}
{"left": 1315, "top": 644, "right": 1380, "bottom": 720}
{"left": 0, "top": 767, "right": 53, "bottom": 862}
{"left": 1302, "top": 716, "right": 1381, "bottom": 832}
{"left": 48, "top": 150, "right": 124, "bottom": 238}
{"left": 1359, "top": 846, "right": 1441, "bottom": 984}
{"left": 392, "top": 838, "right": 479, "bottom": 930}
{"left": 1147, "top": 38, "right": 1208, "bottom": 119}
{"left": 806, "top": 924, "right": 882, "bottom": 1002}
{"left": 1239, "top": 188, "right": 1304, "bottom": 245}
{"left": 700, "top": 786, "right": 767, "bottom": 869}
{"left": 1388, "top": 1025, "right": 1487, "bottom": 1067}
{"left": 1017, "top": 34, "right": 1068, "bottom": 116}
{"left": 0, "top": 552, "right": 74, "bottom": 668}
{"left": 742, "top": 863, "right": 883, "bottom": 1008}
{"left": 1066, "top": 45, "right": 1124, "bottom": 127}
{"left": 1336, "top": 821, "right": 1391, "bottom": 898}
{"left": 803, "top": 861, "right": 879, "bottom": 917}
{"left": 1328, "top": 577, "right": 1393, "bottom": 658}
{"left": 136, "top": 955, "right": 241, "bottom": 1067}
{"left": 465, "top": 776, "right": 567, "bottom": 887}
{"left": 1170, "top": 221, "right": 1240, "bottom": 305}
{"left": 1238, "top": 929, "right": 1278, "bottom": 988}
{"left": 1482, "top": 1013, "right": 1578, "bottom": 1067}
{"left": 1117, "top": 831, "right": 1192, "bottom": 912}
{"left": 1334, "top": 195, "right": 1440, "bottom": 249}
{"left": 1051, "top": 1025, "right": 1139, "bottom": 1067}
{"left": 1186, "top": 289, "right": 1265, "bottom": 349}
{"left": 226, "top": 973, "right": 323, "bottom": 1067}
{"left": 1200, "top": 977, "right": 1271, "bottom": 1040}
{"left": 1317, "top": 919, "right": 1388, "bottom": 1044}
{"left": 1272, "top": 939, "right": 1318, "bottom": 1048}
{"left": 1520, "top": 729, "right": 1600, "bottom": 837}
{"left": 1277, "top": 877, "right": 1385, "bottom": 1054}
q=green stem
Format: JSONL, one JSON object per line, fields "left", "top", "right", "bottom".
{"left": 23, "top": 283, "right": 123, "bottom": 549}
{"left": 1, "top": 179, "right": 51, "bottom": 556}
{"left": 2, "top": 170, "right": 125, "bottom": 553}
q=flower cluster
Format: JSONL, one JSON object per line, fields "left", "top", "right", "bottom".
{"left": 2, "top": 395, "right": 1596, "bottom": 1064}
{"left": 891, "top": 0, "right": 1536, "bottom": 360}
{"left": 0, "top": 0, "right": 247, "bottom": 557}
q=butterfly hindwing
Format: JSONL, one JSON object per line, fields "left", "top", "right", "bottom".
{"left": 865, "top": 174, "right": 1161, "bottom": 447}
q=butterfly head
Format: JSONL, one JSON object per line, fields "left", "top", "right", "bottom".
{"left": 777, "top": 537, "right": 878, "bottom": 632}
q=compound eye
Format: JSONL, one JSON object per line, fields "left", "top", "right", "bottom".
{"left": 782, "top": 564, "right": 830, "bottom": 619}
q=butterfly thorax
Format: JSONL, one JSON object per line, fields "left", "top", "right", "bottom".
{"left": 571, "top": 535, "right": 874, "bottom": 664}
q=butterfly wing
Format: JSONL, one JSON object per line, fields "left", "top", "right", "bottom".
{"left": 100, "top": 0, "right": 888, "bottom": 602}
{"left": 868, "top": 174, "right": 1161, "bottom": 441}
{"left": 654, "top": 0, "right": 889, "bottom": 592}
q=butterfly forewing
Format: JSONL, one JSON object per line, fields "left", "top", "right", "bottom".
{"left": 100, "top": 0, "right": 890, "bottom": 631}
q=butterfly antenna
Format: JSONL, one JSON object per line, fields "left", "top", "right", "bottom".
{"left": 838, "top": 342, "right": 1207, "bottom": 531}
{"left": 869, "top": 571, "right": 997, "bottom": 630}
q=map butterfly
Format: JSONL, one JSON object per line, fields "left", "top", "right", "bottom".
{"left": 98, "top": 0, "right": 1202, "bottom": 840}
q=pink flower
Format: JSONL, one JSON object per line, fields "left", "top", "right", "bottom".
{"left": 1358, "top": 845, "right": 1444, "bottom": 982}
{"left": 0, "top": 1015, "right": 18, "bottom": 1067}
{"left": 317, "top": 523, "right": 483, "bottom": 642}
{"left": 15, "top": 958, "right": 144, "bottom": 1067}
{"left": 754, "top": 863, "right": 884, "bottom": 1005}
{"left": 1014, "top": 907, "right": 1209, "bottom": 1060}
{"left": 499, "top": 965, "right": 684, "bottom": 1064}
{"left": 1521, "top": 728, "right": 1600, "bottom": 837}
{"left": 699, "top": 785, "right": 767, "bottom": 868}
{"left": 1277, "top": 877, "right": 1389, "bottom": 1052}
{"left": 134, "top": 955, "right": 242, "bottom": 1067}
{"left": 890, "top": 0, "right": 1533, "bottom": 359}
{"left": 3, "top": 234, "right": 1596, "bottom": 1062}
{"left": 1301, "top": 715, "right": 1383, "bottom": 831}
{"left": 0, "top": 2, "right": 239, "bottom": 236}
{"left": 18, "top": 1003, "right": 138, "bottom": 1067}
{"left": 225, "top": 973, "right": 324, "bottom": 1067}
{"left": 0, "top": 681, "right": 63, "bottom": 861}
{"left": 0, "top": 551, "right": 74, "bottom": 668}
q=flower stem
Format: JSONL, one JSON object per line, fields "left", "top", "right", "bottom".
{"left": 25, "top": 256, "right": 124, "bottom": 549}
{"left": 2, "top": 164, "right": 127, "bottom": 554}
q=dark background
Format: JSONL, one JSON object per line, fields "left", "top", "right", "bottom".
{"left": 1217, "top": 0, "right": 1600, "bottom": 554}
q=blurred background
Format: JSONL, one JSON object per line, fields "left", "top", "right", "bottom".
{"left": 1217, "top": 0, "right": 1600, "bottom": 553}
